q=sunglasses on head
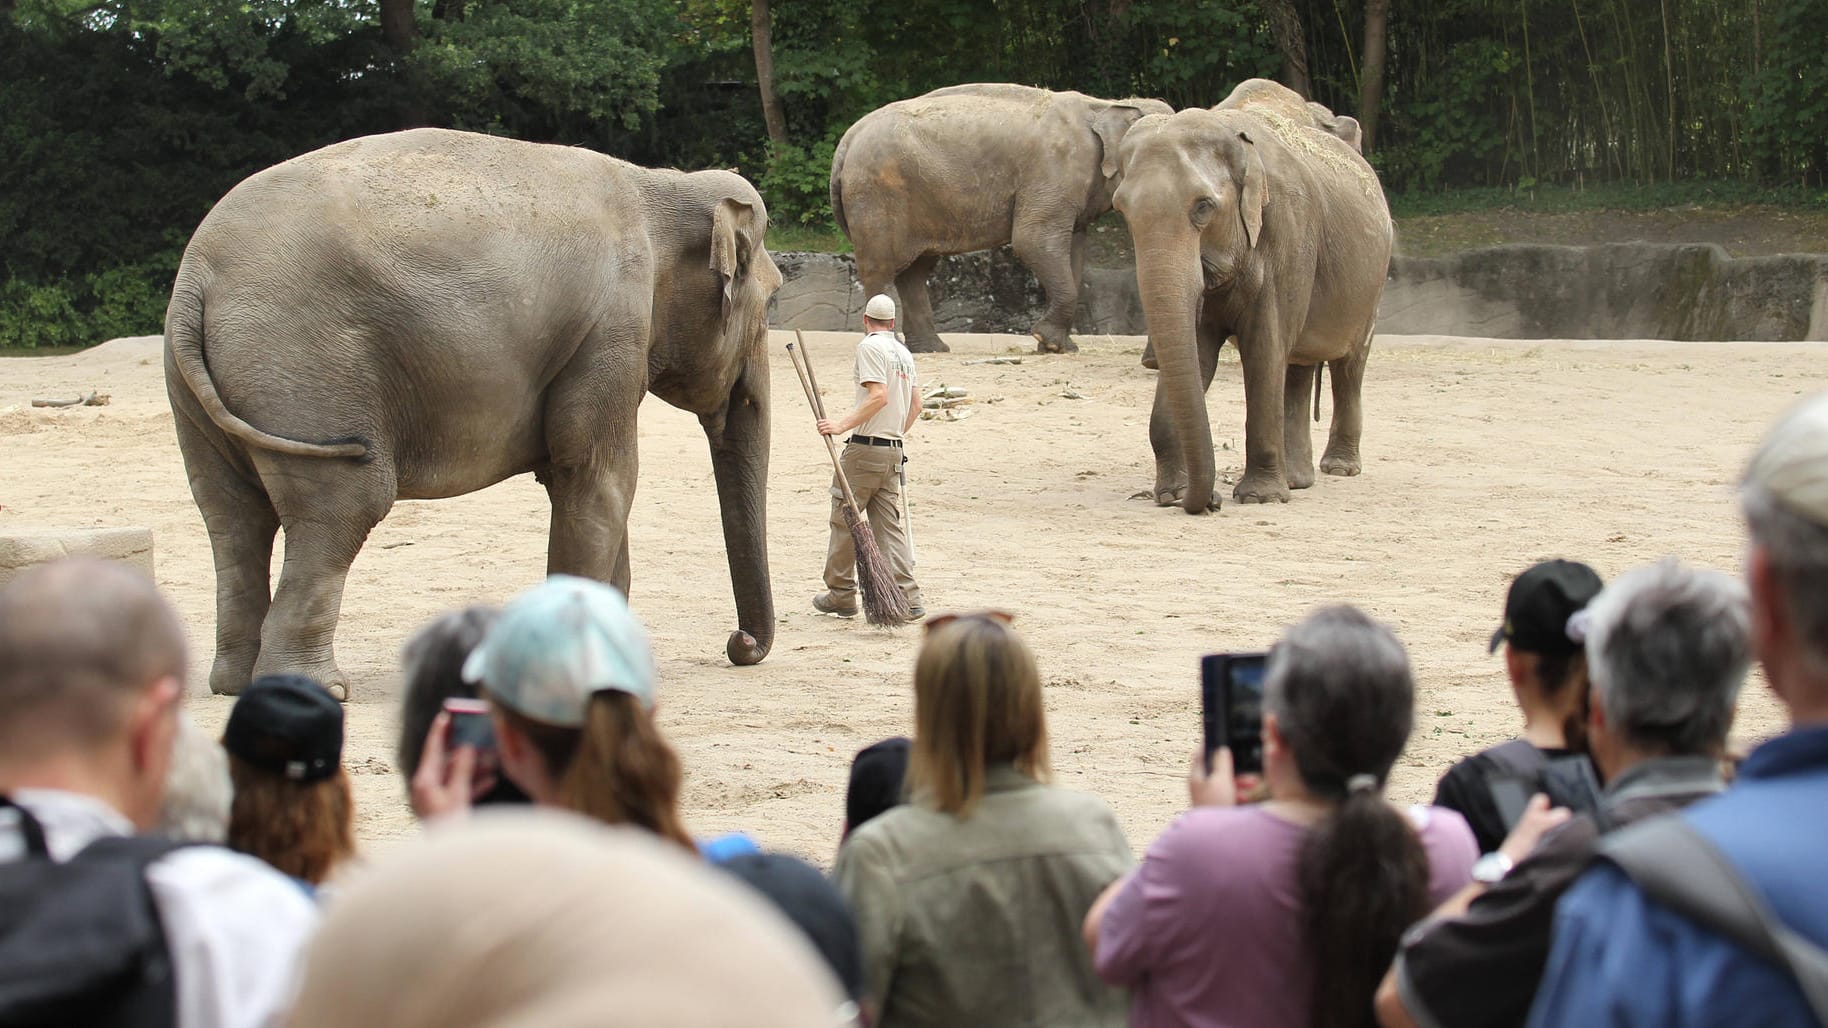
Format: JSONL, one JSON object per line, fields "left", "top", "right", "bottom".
{"left": 923, "top": 610, "right": 1016, "bottom": 634}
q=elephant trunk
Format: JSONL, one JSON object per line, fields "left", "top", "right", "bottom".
{"left": 1136, "top": 240, "right": 1216, "bottom": 514}
{"left": 705, "top": 357, "right": 775, "bottom": 665}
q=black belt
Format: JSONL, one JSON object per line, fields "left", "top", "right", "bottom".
{"left": 847, "top": 435, "right": 903, "bottom": 448}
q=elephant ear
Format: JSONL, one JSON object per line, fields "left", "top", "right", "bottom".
{"left": 1237, "top": 131, "right": 1268, "bottom": 249}
{"left": 710, "top": 197, "right": 760, "bottom": 319}
{"left": 1090, "top": 104, "right": 1147, "bottom": 181}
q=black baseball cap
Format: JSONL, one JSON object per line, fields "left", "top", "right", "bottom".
{"left": 1489, "top": 560, "right": 1604, "bottom": 655}
{"left": 719, "top": 852, "right": 865, "bottom": 1002}
{"left": 222, "top": 674, "right": 345, "bottom": 782}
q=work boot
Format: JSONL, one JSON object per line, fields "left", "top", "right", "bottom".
{"left": 813, "top": 592, "right": 858, "bottom": 618}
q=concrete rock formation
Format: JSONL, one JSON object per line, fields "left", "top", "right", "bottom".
{"left": 0, "top": 527, "right": 155, "bottom": 587}
{"left": 770, "top": 243, "right": 1828, "bottom": 342}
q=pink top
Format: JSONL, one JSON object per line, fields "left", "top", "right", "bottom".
{"left": 1095, "top": 803, "right": 1477, "bottom": 1028}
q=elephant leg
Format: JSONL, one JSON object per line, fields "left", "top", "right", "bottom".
{"left": 542, "top": 370, "right": 642, "bottom": 589}
{"left": 254, "top": 464, "right": 396, "bottom": 702}
{"left": 1013, "top": 223, "right": 1079, "bottom": 354}
{"left": 1320, "top": 333, "right": 1371, "bottom": 477}
{"left": 1234, "top": 323, "right": 1291, "bottom": 505}
{"left": 176, "top": 415, "right": 278, "bottom": 697}
{"left": 894, "top": 254, "right": 947, "bottom": 353}
{"left": 1151, "top": 330, "right": 1224, "bottom": 507}
{"left": 1283, "top": 363, "right": 1317, "bottom": 490}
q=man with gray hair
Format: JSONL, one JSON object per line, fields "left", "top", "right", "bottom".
{"left": 1528, "top": 391, "right": 1828, "bottom": 1026}
{"left": 1377, "top": 558, "right": 1749, "bottom": 1028}
{"left": 0, "top": 558, "right": 317, "bottom": 1027}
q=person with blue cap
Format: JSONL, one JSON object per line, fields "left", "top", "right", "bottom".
{"left": 410, "top": 575, "right": 697, "bottom": 852}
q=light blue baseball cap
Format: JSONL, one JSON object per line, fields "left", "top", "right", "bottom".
{"left": 461, "top": 575, "right": 656, "bottom": 726}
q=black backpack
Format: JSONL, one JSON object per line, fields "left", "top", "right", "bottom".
{"left": 0, "top": 798, "right": 189, "bottom": 1028}
{"left": 1482, "top": 738, "right": 1606, "bottom": 832}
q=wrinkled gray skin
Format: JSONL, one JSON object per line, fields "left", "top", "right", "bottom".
{"left": 165, "top": 129, "right": 783, "bottom": 699}
{"left": 830, "top": 84, "right": 1171, "bottom": 353}
{"left": 1114, "top": 102, "right": 1393, "bottom": 512}
{"left": 1139, "top": 79, "right": 1363, "bottom": 372}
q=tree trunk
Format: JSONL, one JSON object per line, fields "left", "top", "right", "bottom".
{"left": 752, "top": 0, "right": 788, "bottom": 147}
{"left": 1260, "top": 0, "right": 1312, "bottom": 98}
{"left": 1359, "top": 0, "right": 1389, "bottom": 152}
{"left": 379, "top": 0, "right": 417, "bottom": 53}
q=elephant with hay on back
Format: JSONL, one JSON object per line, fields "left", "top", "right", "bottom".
{"left": 1115, "top": 81, "right": 1393, "bottom": 512}
{"left": 830, "top": 83, "right": 1171, "bottom": 353}
{"left": 165, "top": 128, "right": 782, "bottom": 699}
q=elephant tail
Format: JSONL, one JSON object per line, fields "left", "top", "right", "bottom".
{"left": 829, "top": 132, "right": 851, "bottom": 240}
{"left": 1314, "top": 362, "right": 1324, "bottom": 423}
{"left": 166, "top": 281, "right": 370, "bottom": 461}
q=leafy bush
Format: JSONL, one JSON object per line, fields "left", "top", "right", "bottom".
{"left": 760, "top": 139, "right": 839, "bottom": 228}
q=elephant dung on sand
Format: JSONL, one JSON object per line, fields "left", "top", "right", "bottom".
{"left": 1114, "top": 91, "right": 1392, "bottom": 512}
{"left": 165, "top": 128, "right": 783, "bottom": 699}
{"left": 830, "top": 83, "right": 1170, "bottom": 354}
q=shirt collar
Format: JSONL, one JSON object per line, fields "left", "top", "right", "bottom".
{"left": 1603, "top": 755, "right": 1725, "bottom": 805}
{"left": 1738, "top": 722, "right": 1828, "bottom": 782}
{"left": 984, "top": 763, "right": 1039, "bottom": 793}
{"left": 5, "top": 788, "right": 134, "bottom": 861}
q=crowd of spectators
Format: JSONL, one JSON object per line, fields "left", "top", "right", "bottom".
{"left": 0, "top": 389, "right": 1823, "bottom": 1028}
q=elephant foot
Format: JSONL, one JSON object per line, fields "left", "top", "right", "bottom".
{"left": 1234, "top": 472, "right": 1291, "bottom": 504}
{"left": 1141, "top": 342, "right": 1159, "bottom": 370}
{"left": 1153, "top": 481, "right": 1221, "bottom": 512}
{"left": 208, "top": 662, "right": 254, "bottom": 697}
{"left": 904, "top": 333, "right": 950, "bottom": 354}
{"left": 1286, "top": 463, "right": 1316, "bottom": 490}
{"left": 1032, "top": 330, "right": 1078, "bottom": 354}
{"left": 252, "top": 656, "right": 351, "bottom": 702}
{"left": 1319, "top": 450, "right": 1362, "bottom": 477}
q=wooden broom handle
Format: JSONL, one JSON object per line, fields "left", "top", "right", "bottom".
{"left": 787, "top": 336, "right": 864, "bottom": 514}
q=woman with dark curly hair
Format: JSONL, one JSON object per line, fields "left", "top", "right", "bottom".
{"left": 222, "top": 674, "right": 355, "bottom": 888}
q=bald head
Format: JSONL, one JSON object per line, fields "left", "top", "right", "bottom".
{"left": 0, "top": 558, "right": 187, "bottom": 757}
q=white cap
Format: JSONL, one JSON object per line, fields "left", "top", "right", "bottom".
{"left": 1745, "top": 390, "right": 1828, "bottom": 528}
{"left": 863, "top": 294, "right": 896, "bottom": 321}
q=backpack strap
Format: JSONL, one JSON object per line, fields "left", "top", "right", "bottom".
{"left": 1483, "top": 738, "right": 1549, "bottom": 778}
{"left": 0, "top": 797, "right": 50, "bottom": 859}
{"left": 1602, "top": 815, "right": 1828, "bottom": 1023}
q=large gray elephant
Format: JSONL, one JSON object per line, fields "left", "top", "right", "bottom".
{"left": 1114, "top": 97, "right": 1392, "bottom": 512}
{"left": 165, "top": 128, "right": 782, "bottom": 699}
{"left": 830, "top": 84, "right": 1171, "bottom": 353}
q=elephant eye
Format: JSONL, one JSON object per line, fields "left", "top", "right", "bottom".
{"left": 1190, "top": 197, "right": 1217, "bottom": 227}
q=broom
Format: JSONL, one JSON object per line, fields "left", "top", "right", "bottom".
{"left": 788, "top": 332, "right": 911, "bottom": 627}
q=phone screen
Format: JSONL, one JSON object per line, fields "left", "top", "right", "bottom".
{"left": 1201, "top": 652, "right": 1267, "bottom": 775}
{"left": 443, "top": 697, "right": 496, "bottom": 751}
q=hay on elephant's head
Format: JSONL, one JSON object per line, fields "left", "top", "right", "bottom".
{"left": 1247, "top": 108, "right": 1380, "bottom": 198}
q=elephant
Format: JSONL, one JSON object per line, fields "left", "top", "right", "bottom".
{"left": 1113, "top": 98, "right": 1393, "bottom": 512}
{"left": 1138, "top": 79, "right": 1363, "bottom": 372}
{"left": 829, "top": 84, "right": 1171, "bottom": 354}
{"left": 164, "top": 128, "right": 783, "bottom": 699}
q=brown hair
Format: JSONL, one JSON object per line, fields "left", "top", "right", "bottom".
{"left": 494, "top": 692, "right": 695, "bottom": 851}
{"left": 1532, "top": 648, "right": 1592, "bottom": 754}
{"left": 907, "top": 614, "right": 1050, "bottom": 817}
{"left": 225, "top": 755, "right": 355, "bottom": 885}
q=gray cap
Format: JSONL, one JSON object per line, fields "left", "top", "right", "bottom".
{"left": 863, "top": 294, "right": 896, "bottom": 321}
{"left": 461, "top": 575, "right": 655, "bottom": 726}
{"left": 1745, "top": 391, "right": 1828, "bottom": 528}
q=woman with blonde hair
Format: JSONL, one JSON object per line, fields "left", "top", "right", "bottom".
{"left": 222, "top": 674, "right": 356, "bottom": 888}
{"left": 411, "top": 575, "right": 694, "bottom": 851}
{"left": 834, "top": 612, "right": 1132, "bottom": 1027}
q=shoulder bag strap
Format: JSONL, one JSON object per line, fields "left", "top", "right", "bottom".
{"left": 1602, "top": 815, "right": 1828, "bottom": 1024}
{"left": 0, "top": 796, "right": 50, "bottom": 859}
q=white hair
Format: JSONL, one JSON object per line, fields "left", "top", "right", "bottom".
{"left": 1741, "top": 391, "right": 1828, "bottom": 676}
{"left": 157, "top": 713, "right": 231, "bottom": 843}
{"left": 1584, "top": 558, "right": 1750, "bottom": 755}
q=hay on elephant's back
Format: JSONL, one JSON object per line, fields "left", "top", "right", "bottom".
{"left": 1248, "top": 108, "right": 1380, "bottom": 198}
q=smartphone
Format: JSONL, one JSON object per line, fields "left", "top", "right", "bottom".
{"left": 443, "top": 697, "right": 496, "bottom": 751}
{"left": 1200, "top": 652, "right": 1268, "bottom": 775}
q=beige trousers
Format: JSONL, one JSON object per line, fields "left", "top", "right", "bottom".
{"left": 823, "top": 442, "right": 923, "bottom": 607}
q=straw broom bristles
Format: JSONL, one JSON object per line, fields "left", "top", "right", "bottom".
{"left": 788, "top": 333, "right": 911, "bottom": 627}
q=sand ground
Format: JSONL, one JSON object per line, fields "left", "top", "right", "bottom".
{"left": 2, "top": 331, "right": 1821, "bottom": 866}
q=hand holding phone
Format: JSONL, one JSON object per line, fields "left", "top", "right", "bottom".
{"left": 443, "top": 697, "right": 496, "bottom": 752}
{"left": 1200, "top": 652, "right": 1267, "bottom": 776}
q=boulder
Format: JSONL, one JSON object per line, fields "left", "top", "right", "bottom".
{"left": 0, "top": 527, "right": 155, "bottom": 588}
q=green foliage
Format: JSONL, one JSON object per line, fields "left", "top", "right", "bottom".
{"left": 759, "top": 139, "right": 838, "bottom": 227}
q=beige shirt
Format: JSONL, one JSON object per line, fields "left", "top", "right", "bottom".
{"left": 853, "top": 330, "right": 917, "bottom": 440}
{"left": 833, "top": 766, "right": 1133, "bottom": 1028}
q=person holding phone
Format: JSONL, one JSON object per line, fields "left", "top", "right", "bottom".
{"left": 1084, "top": 606, "right": 1478, "bottom": 1028}
{"left": 409, "top": 576, "right": 696, "bottom": 852}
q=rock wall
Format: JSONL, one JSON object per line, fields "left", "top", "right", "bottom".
{"left": 771, "top": 243, "right": 1828, "bottom": 341}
